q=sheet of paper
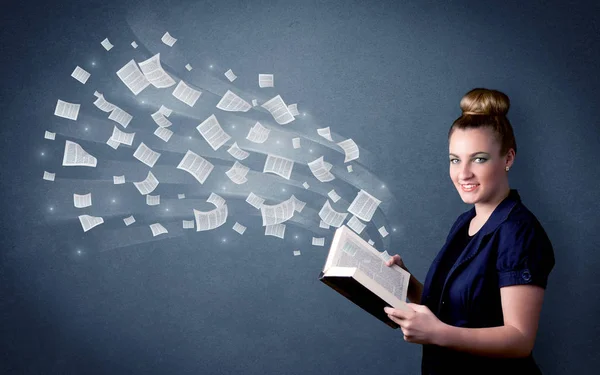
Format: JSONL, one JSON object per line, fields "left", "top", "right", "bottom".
{"left": 62, "top": 140, "right": 97, "bottom": 167}
{"left": 138, "top": 53, "right": 176, "bottom": 88}
{"left": 133, "top": 142, "right": 161, "bottom": 168}
{"left": 116, "top": 59, "right": 150, "bottom": 95}
{"left": 161, "top": 32, "right": 177, "bottom": 46}
{"left": 71, "top": 66, "right": 90, "bottom": 84}
{"left": 196, "top": 114, "right": 231, "bottom": 150}
{"left": 246, "top": 121, "right": 270, "bottom": 143}
{"left": 216, "top": 90, "right": 251, "bottom": 112}
{"left": 347, "top": 189, "right": 381, "bottom": 222}
{"left": 258, "top": 74, "right": 274, "bottom": 88}
{"left": 172, "top": 80, "right": 201, "bottom": 107}
{"left": 176, "top": 150, "right": 214, "bottom": 184}
{"left": 54, "top": 100, "right": 80, "bottom": 121}
{"left": 261, "top": 95, "right": 295, "bottom": 124}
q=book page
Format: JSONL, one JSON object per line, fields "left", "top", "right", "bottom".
{"left": 261, "top": 95, "right": 295, "bottom": 124}
{"left": 325, "top": 226, "right": 409, "bottom": 304}
{"left": 116, "top": 60, "right": 150, "bottom": 95}
{"left": 138, "top": 53, "right": 176, "bottom": 88}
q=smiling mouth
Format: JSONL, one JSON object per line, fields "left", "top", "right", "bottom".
{"left": 461, "top": 184, "right": 479, "bottom": 192}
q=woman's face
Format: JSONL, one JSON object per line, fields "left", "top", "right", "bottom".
{"left": 448, "top": 127, "right": 510, "bottom": 206}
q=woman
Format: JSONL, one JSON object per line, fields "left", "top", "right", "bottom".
{"left": 384, "top": 88, "right": 555, "bottom": 374}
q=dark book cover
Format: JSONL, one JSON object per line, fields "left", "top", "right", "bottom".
{"left": 319, "top": 271, "right": 399, "bottom": 329}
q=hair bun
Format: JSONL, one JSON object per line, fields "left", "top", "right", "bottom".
{"left": 460, "top": 88, "right": 510, "bottom": 116}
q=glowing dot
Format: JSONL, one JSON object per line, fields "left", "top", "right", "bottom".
{"left": 232, "top": 125, "right": 236, "bottom": 129}
{"left": 141, "top": 100, "right": 145, "bottom": 104}
{"left": 393, "top": 228, "right": 397, "bottom": 232}
{"left": 381, "top": 184, "right": 385, "bottom": 188}
{"left": 309, "top": 149, "right": 313, "bottom": 153}
{"left": 165, "top": 208, "right": 169, "bottom": 212}
{"left": 41, "top": 152, "right": 45, "bottom": 156}
{"left": 222, "top": 238, "right": 226, "bottom": 242}
{"left": 92, "top": 62, "right": 96, "bottom": 66}
{"left": 276, "top": 140, "right": 280, "bottom": 144}
{"left": 282, "top": 188, "right": 286, "bottom": 192}
{"left": 222, "top": 186, "right": 226, "bottom": 190}
{"left": 302, "top": 113, "right": 306, "bottom": 116}
{"left": 49, "top": 206, "right": 54, "bottom": 211}
{"left": 210, "top": 64, "right": 213, "bottom": 68}
{"left": 188, "top": 136, "right": 192, "bottom": 139}
{"left": 295, "top": 235, "right": 298, "bottom": 239}
{"left": 112, "top": 199, "right": 116, "bottom": 203}
{"left": 84, "top": 127, "right": 89, "bottom": 131}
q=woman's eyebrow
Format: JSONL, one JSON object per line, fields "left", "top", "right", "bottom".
{"left": 448, "top": 152, "right": 490, "bottom": 157}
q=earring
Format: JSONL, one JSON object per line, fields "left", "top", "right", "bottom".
{"left": 505, "top": 166, "right": 510, "bottom": 172}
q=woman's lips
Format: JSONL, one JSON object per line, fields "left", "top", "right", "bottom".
{"left": 461, "top": 184, "right": 479, "bottom": 192}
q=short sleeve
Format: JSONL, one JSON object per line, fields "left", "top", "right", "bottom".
{"left": 496, "top": 220, "right": 555, "bottom": 289}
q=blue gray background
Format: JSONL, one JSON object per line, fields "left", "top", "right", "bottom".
{"left": 2, "top": 0, "right": 599, "bottom": 374}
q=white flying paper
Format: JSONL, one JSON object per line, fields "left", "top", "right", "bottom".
{"left": 337, "top": 138, "right": 359, "bottom": 163}
{"left": 308, "top": 156, "right": 335, "bottom": 182}
{"left": 154, "top": 127, "right": 173, "bottom": 142}
{"left": 108, "top": 107, "right": 133, "bottom": 128}
{"left": 258, "top": 74, "right": 274, "bottom": 88}
{"left": 161, "top": 32, "right": 177, "bottom": 46}
{"left": 172, "top": 80, "right": 201, "bottom": 107}
{"left": 227, "top": 142, "right": 250, "bottom": 160}
{"left": 318, "top": 200, "right": 348, "bottom": 228}
{"left": 347, "top": 189, "right": 381, "bottom": 222}
{"left": 44, "top": 131, "right": 56, "bottom": 140}
{"left": 233, "top": 222, "right": 246, "bottom": 235}
{"left": 73, "top": 193, "right": 92, "bottom": 208}
{"left": 101, "top": 38, "right": 113, "bottom": 51}
{"left": 133, "top": 142, "right": 161, "bottom": 168}
{"left": 246, "top": 192, "right": 265, "bottom": 209}
{"left": 261, "top": 95, "right": 295, "bottom": 125}
{"left": 263, "top": 154, "right": 294, "bottom": 180}
{"left": 216, "top": 90, "right": 251, "bottom": 112}
{"left": 317, "top": 127, "right": 333, "bottom": 142}
{"left": 71, "top": 66, "right": 90, "bottom": 84}
{"left": 150, "top": 223, "right": 168, "bottom": 236}
{"left": 146, "top": 194, "right": 160, "bottom": 206}
{"left": 62, "top": 140, "right": 97, "bottom": 167}
{"left": 224, "top": 69, "right": 237, "bottom": 82}
{"left": 116, "top": 60, "right": 150, "bottom": 95}
{"left": 54, "top": 100, "right": 80, "bottom": 121}
{"left": 176, "top": 150, "right": 214, "bottom": 184}
{"left": 225, "top": 161, "right": 250, "bottom": 184}
{"left": 133, "top": 171, "right": 159, "bottom": 195}
{"left": 78, "top": 215, "right": 103, "bottom": 232}
{"left": 196, "top": 114, "right": 231, "bottom": 151}
{"left": 113, "top": 175, "right": 125, "bottom": 184}
{"left": 138, "top": 53, "right": 176, "bottom": 88}
{"left": 194, "top": 204, "right": 228, "bottom": 231}
{"left": 246, "top": 121, "right": 270, "bottom": 143}
{"left": 43, "top": 171, "right": 55, "bottom": 181}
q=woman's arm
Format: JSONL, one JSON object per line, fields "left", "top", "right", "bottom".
{"left": 435, "top": 284, "right": 545, "bottom": 358}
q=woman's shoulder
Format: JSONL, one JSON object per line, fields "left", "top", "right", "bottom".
{"left": 497, "top": 201, "right": 554, "bottom": 248}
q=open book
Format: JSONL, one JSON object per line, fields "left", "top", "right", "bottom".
{"left": 319, "top": 225, "right": 411, "bottom": 328}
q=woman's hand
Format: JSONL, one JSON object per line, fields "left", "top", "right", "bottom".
{"left": 384, "top": 304, "right": 446, "bottom": 345}
{"left": 385, "top": 254, "right": 408, "bottom": 271}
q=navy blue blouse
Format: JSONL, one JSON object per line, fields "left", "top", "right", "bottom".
{"left": 420, "top": 189, "right": 555, "bottom": 375}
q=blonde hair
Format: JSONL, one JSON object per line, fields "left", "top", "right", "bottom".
{"left": 448, "top": 88, "right": 517, "bottom": 156}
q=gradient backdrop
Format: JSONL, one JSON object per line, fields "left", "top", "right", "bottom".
{"left": 2, "top": 0, "right": 599, "bottom": 374}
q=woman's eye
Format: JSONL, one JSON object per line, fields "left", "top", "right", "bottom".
{"left": 475, "top": 157, "right": 487, "bottom": 163}
{"left": 450, "top": 159, "right": 458, "bottom": 164}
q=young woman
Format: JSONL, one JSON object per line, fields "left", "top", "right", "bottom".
{"left": 384, "top": 88, "right": 555, "bottom": 374}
